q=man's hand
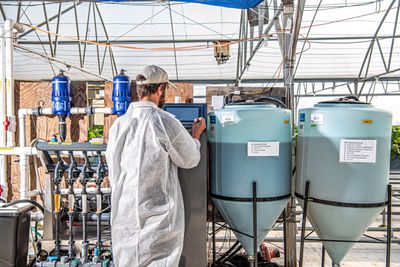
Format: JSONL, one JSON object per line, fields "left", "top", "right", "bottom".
{"left": 192, "top": 118, "right": 206, "bottom": 140}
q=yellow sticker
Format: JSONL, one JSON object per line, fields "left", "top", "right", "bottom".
{"left": 90, "top": 142, "right": 104, "bottom": 145}
{"left": 62, "top": 142, "right": 72, "bottom": 145}
{"left": 283, "top": 120, "right": 289, "bottom": 124}
{"left": 362, "top": 120, "right": 373, "bottom": 124}
{"left": 48, "top": 142, "right": 58, "bottom": 145}
{"left": 0, "top": 147, "right": 14, "bottom": 151}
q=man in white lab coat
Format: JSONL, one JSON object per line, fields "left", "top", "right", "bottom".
{"left": 106, "top": 65, "right": 206, "bottom": 267}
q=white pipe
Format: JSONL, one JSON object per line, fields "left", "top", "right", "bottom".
{"left": 60, "top": 188, "right": 111, "bottom": 195}
{"left": 18, "top": 112, "right": 28, "bottom": 199}
{"left": 17, "top": 106, "right": 110, "bottom": 199}
{"left": 93, "top": 107, "right": 112, "bottom": 114}
{"left": 5, "top": 19, "right": 15, "bottom": 147}
{"left": 70, "top": 107, "right": 112, "bottom": 115}
{"left": 5, "top": 20, "right": 23, "bottom": 148}
{"left": 0, "top": 147, "right": 37, "bottom": 156}
{"left": 0, "top": 27, "right": 7, "bottom": 199}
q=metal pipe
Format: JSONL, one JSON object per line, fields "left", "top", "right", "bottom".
{"left": 386, "top": 184, "right": 392, "bottom": 267}
{"left": 299, "top": 181, "right": 310, "bottom": 267}
{"left": 0, "top": 26, "right": 7, "bottom": 199}
{"left": 90, "top": 213, "right": 110, "bottom": 221}
{"left": 252, "top": 182, "right": 257, "bottom": 266}
{"left": 16, "top": 105, "right": 111, "bottom": 199}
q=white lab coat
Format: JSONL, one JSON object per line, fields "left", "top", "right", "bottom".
{"left": 106, "top": 101, "right": 201, "bottom": 267}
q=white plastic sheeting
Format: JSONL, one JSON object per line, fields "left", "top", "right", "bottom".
{"left": 1, "top": 0, "right": 399, "bottom": 81}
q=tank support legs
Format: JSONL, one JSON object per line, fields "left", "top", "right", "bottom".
{"left": 283, "top": 209, "right": 287, "bottom": 267}
{"left": 299, "top": 180, "right": 310, "bottom": 267}
{"left": 386, "top": 184, "right": 392, "bottom": 267}
{"left": 212, "top": 205, "right": 216, "bottom": 264}
{"left": 252, "top": 182, "right": 258, "bottom": 267}
{"left": 299, "top": 182, "right": 392, "bottom": 267}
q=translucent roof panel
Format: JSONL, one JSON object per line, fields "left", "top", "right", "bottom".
{"left": 1, "top": 0, "right": 399, "bottom": 81}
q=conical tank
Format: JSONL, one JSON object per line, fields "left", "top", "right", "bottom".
{"left": 208, "top": 103, "right": 292, "bottom": 256}
{"left": 296, "top": 98, "right": 392, "bottom": 265}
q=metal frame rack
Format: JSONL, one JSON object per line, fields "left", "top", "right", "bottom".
{"left": 35, "top": 141, "right": 112, "bottom": 267}
{"left": 210, "top": 181, "right": 289, "bottom": 267}
{"left": 297, "top": 181, "right": 393, "bottom": 267}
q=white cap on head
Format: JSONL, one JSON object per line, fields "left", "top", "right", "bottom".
{"left": 136, "top": 65, "right": 177, "bottom": 89}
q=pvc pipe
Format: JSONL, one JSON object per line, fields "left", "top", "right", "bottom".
{"left": 5, "top": 19, "right": 15, "bottom": 147}
{"left": 5, "top": 20, "right": 23, "bottom": 148}
{"left": 60, "top": 187, "right": 111, "bottom": 195}
{"left": 70, "top": 107, "right": 112, "bottom": 115}
{"left": 93, "top": 107, "right": 112, "bottom": 114}
{"left": 18, "top": 113, "right": 28, "bottom": 199}
{"left": 0, "top": 27, "right": 7, "bottom": 199}
{"left": 0, "top": 147, "right": 37, "bottom": 155}
{"left": 16, "top": 106, "right": 110, "bottom": 199}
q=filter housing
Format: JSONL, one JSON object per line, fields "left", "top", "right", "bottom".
{"left": 112, "top": 70, "right": 132, "bottom": 115}
{"left": 51, "top": 70, "right": 71, "bottom": 116}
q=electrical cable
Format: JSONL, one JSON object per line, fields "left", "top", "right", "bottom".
{"left": 3, "top": 199, "right": 45, "bottom": 213}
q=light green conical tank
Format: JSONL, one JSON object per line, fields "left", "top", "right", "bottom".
{"left": 208, "top": 103, "right": 292, "bottom": 256}
{"left": 296, "top": 98, "right": 392, "bottom": 265}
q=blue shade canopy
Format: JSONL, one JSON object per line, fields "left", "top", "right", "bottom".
{"left": 173, "top": 0, "right": 264, "bottom": 9}
{"left": 100, "top": 0, "right": 264, "bottom": 9}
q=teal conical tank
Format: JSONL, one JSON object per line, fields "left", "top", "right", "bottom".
{"left": 296, "top": 99, "right": 392, "bottom": 265}
{"left": 208, "top": 103, "right": 292, "bottom": 256}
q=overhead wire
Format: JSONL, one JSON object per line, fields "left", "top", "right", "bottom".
{"left": 18, "top": 2, "right": 397, "bottom": 54}
{"left": 20, "top": 1, "right": 57, "bottom": 75}
{"left": 10, "top": 0, "right": 398, "bottom": 82}
{"left": 294, "top": 0, "right": 323, "bottom": 77}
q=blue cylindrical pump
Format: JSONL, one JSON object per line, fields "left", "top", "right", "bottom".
{"left": 112, "top": 69, "right": 132, "bottom": 115}
{"left": 51, "top": 70, "right": 71, "bottom": 116}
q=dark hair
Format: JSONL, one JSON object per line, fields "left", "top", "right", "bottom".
{"left": 136, "top": 74, "right": 167, "bottom": 98}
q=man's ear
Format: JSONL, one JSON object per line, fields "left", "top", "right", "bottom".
{"left": 157, "top": 85, "right": 164, "bottom": 96}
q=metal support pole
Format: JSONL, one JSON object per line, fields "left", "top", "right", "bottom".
{"left": 253, "top": 181, "right": 258, "bottom": 267}
{"left": 283, "top": 209, "right": 287, "bottom": 267}
{"left": 386, "top": 184, "right": 392, "bottom": 267}
{"left": 212, "top": 204, "right": 216, "bottom": 264}
{"left": 299, "top": 181, "right": 310, "bottom": 267}
{"left": 42, "top": 2, "right": 54, "bottom": 57}
{"left": 321, "top": 246, "right": 325, "bottom": 267}
{"left": 19, "top": 3, "right": 82, "bottom": 39}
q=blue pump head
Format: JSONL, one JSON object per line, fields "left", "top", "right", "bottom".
{"left": 112, "top": 69, "right": 132, "bottom": 116}
{"left": 51, "top": 70, "right": 71, "bottom": 116}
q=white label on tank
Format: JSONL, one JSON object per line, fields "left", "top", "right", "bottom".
{"left": 221, "top": 113, "right": 235, "bottom": 123}
{"left": 339, "top": 139, "right": 377, "bottom": 163}
{"left": 247, "top": 142, "right": 279, "bottom": 157}
{"left": 311, "top": 112, "right": 324, "bottom": 124}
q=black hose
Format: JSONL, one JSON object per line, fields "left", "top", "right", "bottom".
{"left": 0, "top": 197, "right": 6, "bottom": 203}
{"left": 253, "top": 96, "right": 287, "bottom": 109}
{"left": 341, "top": 95, "right": 360, "bottom": 101}
{"left": 2, "top": 199, "right": 44, "bottom": 213}
{"left": 58, "top": 115, "right": 67, "bottom": 142}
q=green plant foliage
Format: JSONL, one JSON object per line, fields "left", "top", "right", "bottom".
{"left": 88, "top": 125, "right": 104, "bottom": 139}
{"left": 392, "top": 125, "right": 400, "bottom": 159}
